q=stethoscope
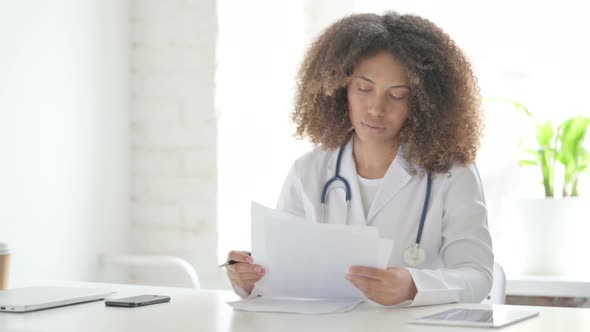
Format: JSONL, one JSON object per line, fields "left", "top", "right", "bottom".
{"left": 320, "top": 143, "right": 432, "bottom": 266}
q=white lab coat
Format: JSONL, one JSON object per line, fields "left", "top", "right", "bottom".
{"left": 273, "top": 137, "right": 494, "bottom": 306}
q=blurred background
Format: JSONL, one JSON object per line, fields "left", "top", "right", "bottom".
{"left": 1, "top": 0, "right": 589, "bottom": 299}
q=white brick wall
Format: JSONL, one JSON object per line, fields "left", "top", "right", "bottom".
{"left": 130, "top": 0, "right": 219, "bottom": 288}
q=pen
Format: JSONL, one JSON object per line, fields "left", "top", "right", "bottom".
{"left": 218, "top": 252, "right": 251, "bottom": 268}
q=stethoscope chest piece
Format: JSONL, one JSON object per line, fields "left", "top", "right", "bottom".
{"left": 403, "top": 243, "right": 427, "bottom": 266}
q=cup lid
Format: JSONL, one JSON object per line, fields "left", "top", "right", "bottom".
{"left": 0, "top": 242, "right": 9, "bottom": 254}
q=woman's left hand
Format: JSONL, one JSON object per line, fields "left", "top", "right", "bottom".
{"left": 346, "top": 266, "right": 417, "bottom": 306}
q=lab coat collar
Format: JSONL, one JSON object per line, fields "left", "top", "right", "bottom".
{"left": 335, "top": 136, "right": 414, "bottom": 225}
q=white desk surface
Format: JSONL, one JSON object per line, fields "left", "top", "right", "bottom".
{"left": 1, "top": 281, "right": 589, "bottom": 332}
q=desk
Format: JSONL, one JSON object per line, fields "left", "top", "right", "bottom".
{"left": 1, "top": 281, "right": 589, "bottom": 332}
{"left": 506, "top": 276, "right": 590, "bottom": 307}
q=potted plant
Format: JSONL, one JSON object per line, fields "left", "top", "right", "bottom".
{"left": 506, "top": 100, "right": 590, "bottom": 277}
{"left": 513, "top": 101, "right": 590, "bottom": 197}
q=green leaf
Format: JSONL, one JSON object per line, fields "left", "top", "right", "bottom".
{"left": 520, "top": 148, "right": 542, "bottom": 163}
{"left": 536, "top": 120, "right": 554, "bottom": 146}
{"left": 511, "top": 101, "right": 533, "bottom": 119}
{"left": 555, "top": 115, "right": 590, "bottom": 196}
{"left": 519, "top": 160, "right": 538, "bottom": 166}
{"left": 485, "top": 97, "right": 534, "bottom": 119}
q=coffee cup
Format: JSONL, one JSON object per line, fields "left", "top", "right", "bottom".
{"left": 0, "top": 242, "right": 11, "bottom": 290}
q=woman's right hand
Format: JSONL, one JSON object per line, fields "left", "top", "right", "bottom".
{"left": 225, "top": 250, "right": 265, "bottom": 295}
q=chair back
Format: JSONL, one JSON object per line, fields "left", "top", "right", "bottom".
{"left": 100, "top": 254, "right": 200, "bottom": 289}
{"left": 482, "top": 262, "right": 506, "bottom": 304}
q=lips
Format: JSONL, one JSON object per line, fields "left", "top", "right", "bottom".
{"left": 361, "top": 122, "right": 385, "bottom": 131}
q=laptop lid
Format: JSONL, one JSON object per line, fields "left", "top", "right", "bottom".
{"left": 0, "top": 286, "right": 116, "bottom": 312}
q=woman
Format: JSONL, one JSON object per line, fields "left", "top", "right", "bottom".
{"left": 225, "top": 11, "right": 493, "bottom": 306}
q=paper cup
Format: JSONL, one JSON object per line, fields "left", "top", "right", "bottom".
{"left": 0, "top": 243, "right": 11, "bottom": 290}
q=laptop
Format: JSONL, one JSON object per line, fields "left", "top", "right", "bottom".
{"left": 0, "top": 286, "right": 116, "bottom": 313}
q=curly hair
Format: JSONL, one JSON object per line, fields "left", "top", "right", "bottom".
{"left": 292, "top": 11, "right": 483, "bottom": 174}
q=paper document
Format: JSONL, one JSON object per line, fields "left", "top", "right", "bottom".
{"left": 228, "top": 202, "right": 394, "bottom": 313}
{"left": 227, "top": 297, "right": 363, "bottom": 314}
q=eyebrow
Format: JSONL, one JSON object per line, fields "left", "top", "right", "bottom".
{"left": 353, "top": 75, "right": 410, "bottom": 89}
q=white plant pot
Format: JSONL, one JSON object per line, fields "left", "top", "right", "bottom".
{"left": 508, "top": 198, "right": 587, "bottom": 278}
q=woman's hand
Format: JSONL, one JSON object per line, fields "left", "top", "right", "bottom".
{"left": 225, "top": 250, "right": 265, "bottom": 296}
{"left": 346, "top": 266, "right": 417, "bottom": 306}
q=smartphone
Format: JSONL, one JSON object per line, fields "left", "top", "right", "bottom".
{"left": 105, "top": 295, "right": 171, "bottom": 308}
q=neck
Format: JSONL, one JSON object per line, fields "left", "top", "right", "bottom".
{"left": 353, "top": 135, "right": 400, "bottom": 179}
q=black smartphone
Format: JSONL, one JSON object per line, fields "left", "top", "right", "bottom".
{"left": 105, "top": 295, "right": 171, "bottom": 308}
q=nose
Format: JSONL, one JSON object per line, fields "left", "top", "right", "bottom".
{"left": 367, "top": 95, "right": 386, "bottom": 117}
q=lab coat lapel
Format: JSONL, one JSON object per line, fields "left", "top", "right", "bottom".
{"left": 366, "top": 153, "right": 413, "bottom": 224}
{"left": 337, "top": 138, "right": 367, "bottom": 226}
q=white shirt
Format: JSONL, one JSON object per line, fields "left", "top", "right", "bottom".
{"left": 272, "top": 136, "right": 494, "bottom": 306}
{"left": 357, "top": 175, "right": 382, "bottom": 219}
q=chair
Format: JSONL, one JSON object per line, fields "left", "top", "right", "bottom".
{"left": 482, "top": 262, "right": 506, "bottom": 304}
{"left": 99, "top": 254, "right": 200, "bottom": 289}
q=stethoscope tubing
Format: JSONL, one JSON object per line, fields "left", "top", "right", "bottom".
{"left": 416, "top": 172, "right": 432, "bottom": 244}
{"left": 320, "top": 144, "right": 351, "bottom": 204}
